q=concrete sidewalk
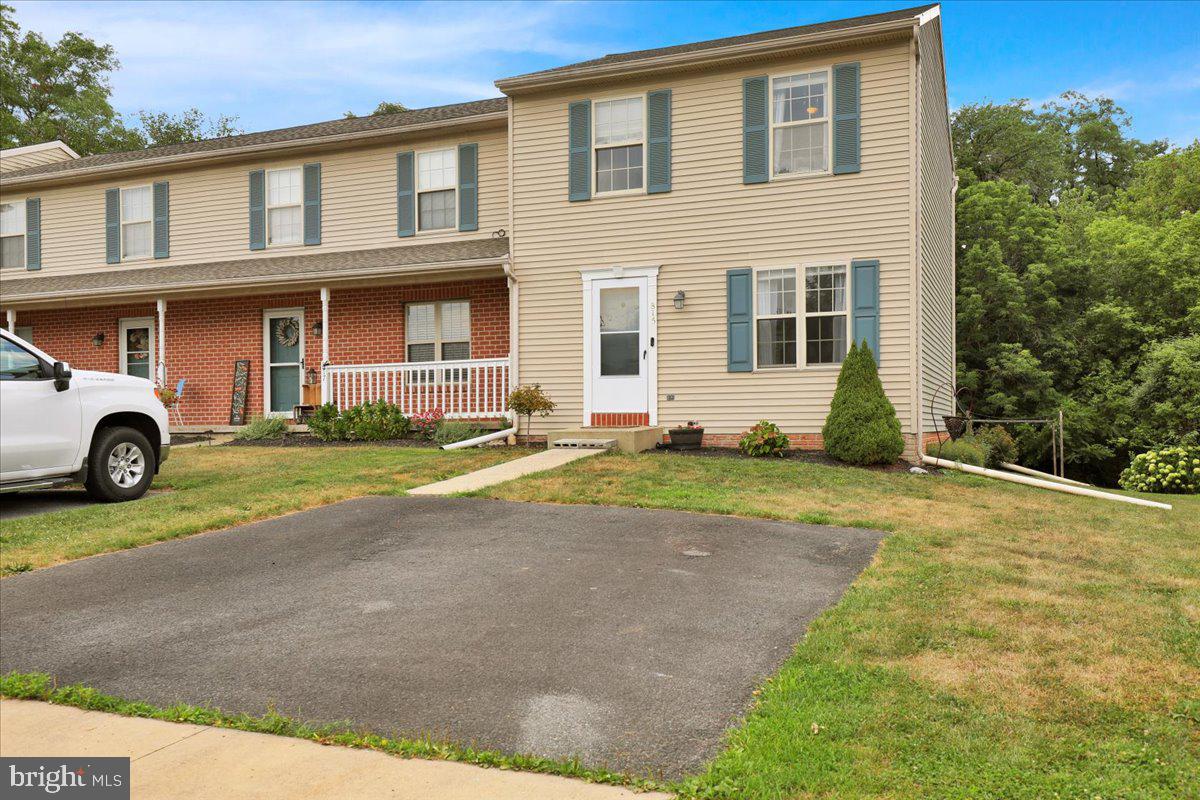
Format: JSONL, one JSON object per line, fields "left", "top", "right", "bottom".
{"left": 408, "top": 447, "right": 603, "bottom": 495}
{"left": 0, "top": 699, "right": 669, "bottom": 800}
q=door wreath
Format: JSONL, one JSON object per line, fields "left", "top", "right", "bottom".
{"left": 274, "top": 317, "right": 300, "bottom": 348}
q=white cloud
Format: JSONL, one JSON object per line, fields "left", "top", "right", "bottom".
{"left": 9, "top": 0, "right": 606, "bottom": 128}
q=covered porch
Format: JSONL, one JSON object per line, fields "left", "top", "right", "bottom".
{"left": 1, "top": 238, "right": 515, "bottom": 428}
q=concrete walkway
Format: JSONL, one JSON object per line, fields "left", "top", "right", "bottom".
{"left": 0, "top": 699, "right": 669, "bottom": 800}
{"left": 409, "top": 447, "right": 604, "bottom": 495}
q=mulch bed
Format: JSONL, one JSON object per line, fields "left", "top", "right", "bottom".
{"left": 226, "top": 435, "right": 442, "bottom": 448}
{"left": 170, "top": 434, "right": 214, "bottom": 445}
{"left": 647, "top": 445, "right": 919, "bottom": 472}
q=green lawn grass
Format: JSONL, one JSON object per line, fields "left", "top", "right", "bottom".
{"left": 471, "top": 452, "right": 1200, "bottom": 799}
{"left": 0, "top": 444, "right": 523, "bottom": 573}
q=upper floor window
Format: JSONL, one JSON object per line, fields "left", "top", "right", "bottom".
{"left": 267, "top": 167, "right": 303, "bottom": 245}
{"left": 121, "top": 185, "right": 153, "bottom": 259}
{"left": 754, "top": 263, "right": 847, "bottom": 368}
{"left": 406, "top": 300, "right": 470, "bottom": 362}
{"left": 771, "top": 70, "right": 829, "bottom": 176}
{"left": 594, "top": 97, "right": 644, "bottom": 193}
{"left": 418, "top": 149, "right": 456, "bottom": 231}
{"left": 0, "top": 200, "right": 25, "bottom": 269}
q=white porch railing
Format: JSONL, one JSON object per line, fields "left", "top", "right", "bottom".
{"left": 322, "top": 357, "right": 510, "bottom": 419}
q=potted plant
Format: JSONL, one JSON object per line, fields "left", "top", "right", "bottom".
{"left": 668, "top": 420, "right": 704, "bottom": 450}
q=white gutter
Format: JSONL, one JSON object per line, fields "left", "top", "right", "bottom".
{"left": 921, "top": 455, "right": 1172, "bottom": 510}
{"left": 1000, "top": 462, "right": 1091, "bottom": 487}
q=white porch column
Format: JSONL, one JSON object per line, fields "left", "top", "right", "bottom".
{"left": 156, "top": 298, "right": 166, "bottom": 384}
{"left": 320, "top": 287, "right": 330, "bottom": 404}
{"left": 5, "top": 309, "right": 14, "bottom": 333}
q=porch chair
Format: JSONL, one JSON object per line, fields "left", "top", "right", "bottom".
{"left": 171, "top": 378, "right": 186, "bottom": 427}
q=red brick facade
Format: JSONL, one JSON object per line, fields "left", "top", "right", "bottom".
{"left": 9, "top": 278, "right": 509, "bottom": 426}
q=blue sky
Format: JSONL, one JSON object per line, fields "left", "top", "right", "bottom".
{"left": 10, "top": 1, "right": 1199, "bottom": 145}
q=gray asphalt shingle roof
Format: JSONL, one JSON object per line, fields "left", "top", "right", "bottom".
{"left": 497, "top": 4, "right": 936, "bottom": 85}
{"left": 1, "top": 98, "right": 508, "bottom": 182}
{"left": 0, "top": 238, "right": 509, "bottom": 301}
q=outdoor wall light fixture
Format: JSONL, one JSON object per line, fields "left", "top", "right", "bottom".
{"left": 673, "top": 290, "right": 686, "bottom": 310}
{"left": 311, "top": 321, "right": 323, "bottom": 336}
{"left": 92, "top": 332, "right": 105, "bottom": 347}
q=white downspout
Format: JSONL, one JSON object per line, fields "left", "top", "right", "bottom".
{"left": 320, "top": 286, "right": 330, "bottom": 404}
{"left": 921, "top": 455, "right": 1171, "bottom": 510}
{"left": 156, "top": 297, "right": 166, "bottom": 384}
{"left": 5, "top": 309, "right": 15, "bottom": 333}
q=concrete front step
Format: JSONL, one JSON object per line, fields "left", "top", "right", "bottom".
{"left": 547, "top": 426, "right": 663, "bottom": 453}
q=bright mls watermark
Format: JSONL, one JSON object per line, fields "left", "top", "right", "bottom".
{"left": 2, "top": 758, "right": 129, "bottom": 798}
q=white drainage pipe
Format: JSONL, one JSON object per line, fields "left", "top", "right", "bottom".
{"left": 1000, "top": 462, "right": 1092, "bottom": 487}
{"left": 441, "top": 417, "right": 517, "bottom": 451}
{"left": 921, "top": 455, "right": 1172, "bottom": 510}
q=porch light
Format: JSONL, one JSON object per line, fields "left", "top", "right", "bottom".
{"left": 305, "top": 366, "right": 319, "bottom": 385}
{"left": 311, "top": 321, "right": 323, "bottom": 336}
{"left": 673, "top": 290, "right": 686, "bottom": 310}
{"left": 92, "top": 332, "right": 105, "bottom": 347}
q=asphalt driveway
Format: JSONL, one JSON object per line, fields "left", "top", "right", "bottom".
{"left": 0, "top": 496, "right": 882, "bottom": 778}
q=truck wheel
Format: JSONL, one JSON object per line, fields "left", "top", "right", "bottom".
{"left": 85, "top": 426, "right": 156, "bottom": 502}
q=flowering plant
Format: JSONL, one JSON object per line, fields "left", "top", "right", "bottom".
{"left": 1118, "top": 446, "right": 1199, "bottom": 494}
{"left": 674, "top": 420, "right": 703, "bottom": 430}
{"left": 411, "top": 408, "right": 445, "bottom": 439}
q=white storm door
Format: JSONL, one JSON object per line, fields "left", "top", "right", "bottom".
{"left": 263, "top": 308, "right": 304, "bottom": 416}
{"left": 589, "top": 277, "right": 649, "bottom": 415}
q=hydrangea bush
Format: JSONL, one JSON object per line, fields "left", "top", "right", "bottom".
{"left": 739, "top": 420, "right": 790, "bottom": 457}
{"left": 1118, "top": 446, "right": 1200, "bottom": 494}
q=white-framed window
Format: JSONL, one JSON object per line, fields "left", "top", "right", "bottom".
{"left": 0, "top": 200, "right": 26, "bottom": 269}
{"left": 266, "top": 167, "right": 303, "bottom": 245}
{"left": 406, "top": 300, "right": 471, "bottom": 362}
{"left": 753, "top": 263, "right": 848, "bottom": 368}
{"left": 771, "top": 70, "right": 830, "bottom": 177}
{"left": 594, "top": 96, "right": 644, "bottom": 194}
{"left": 417, "top": 149, "right": 457, "bottom": 231}
{"left": 120, "top": 185, "right": 153, "bottom": 260}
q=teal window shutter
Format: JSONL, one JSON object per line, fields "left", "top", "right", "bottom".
{"left": 742, "top": 77, "right": 769, "bottom": 184}
{"left": 105, "top": 188, "right": 120, "bottom": 263}
{"left": 851, "top": 258, "right": 880, "bottom": 361}
{"left": 248, "top": 170, "right": 266, "bottom": 250}
{"left": 24, "top": 198, "right": 41, "bottom": 270}
{"left": 152, "top": 181, "right": 169, "bottom": 259}
{"left": 458, "top": 143, "right": 478, "bottom": 232}
{"left": 303, "top": 163, "right": 321, "bottom": 245}
{"left": 832, "top": 62, "right": 861, "bottom": 174}
{"left": 727, "top": 268, "right": 753, "bottom": 372}
{"left": 396, "top": 151, "right": 415, "bottom": 237}
{"left": 568, "top": 100, "right": 591, "bottom": 201}
{"left": 646, "top": 89, "right": 672, "bottom": 194}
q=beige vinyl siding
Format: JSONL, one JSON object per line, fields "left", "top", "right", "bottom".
{"left": 511, "top": 39, "right": 915, "bottom": 436}
{"left": 917, "top": 18, "right": 956, "bottom": 423}
{"left": 0, "top": 126, "right": 507, "bottom": 276}
{"left": 0, "top": 147, "right": 75, "bottom": 173}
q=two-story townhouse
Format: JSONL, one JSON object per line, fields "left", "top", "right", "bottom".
{"left": 0, "top": 3, "right": 954, "bottom": 456}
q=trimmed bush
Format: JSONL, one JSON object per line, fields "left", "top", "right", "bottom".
{"left": 307, "top": 403, "right": 344, "bottom": 441}
{"left": 927, "top": 437, "right": 988, "bottom": 467}
{"left": 739, "top": 420, "right": 790, "bottom": 457}
{"left": 821, "top": 342, "right": 905, "bottom": 465}
{"left": 1119, "top": 446, "right": 1200, "bottom": 494}
{"left": 434, "top": 421, "right": 484, "bottom": 445}
{"left": 341, "top": 400, "right": 411, "bottom": 440}
{"left": 234, "top": 416, "right": 288, "bottom": 441}
{"left": 307, "top": 400, "right": 410, "bottom": 441}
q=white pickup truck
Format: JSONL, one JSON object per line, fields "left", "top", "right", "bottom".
{"left": 0, "top": 328, "right": 170, "bottom": 501}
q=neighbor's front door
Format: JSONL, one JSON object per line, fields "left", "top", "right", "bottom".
{"left": 589, "top": 276, "right": 649, "bottom": 420}
{"left": 263, "top": 308, "right": 304, "bottom": 416}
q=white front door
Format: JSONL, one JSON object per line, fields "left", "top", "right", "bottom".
{"left": 263, "top": 308, "right": 304, "bottom": 416}
{"left": 589, "top": 276, "right": 649, "bottom": 418}
{"left": 119, "top": 317, "right": 155, "bottom": 380}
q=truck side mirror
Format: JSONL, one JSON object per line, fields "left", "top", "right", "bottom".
{"left": 53, "top": 361, "right": 72, "bottom": 392}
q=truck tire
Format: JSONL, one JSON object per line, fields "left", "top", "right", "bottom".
{"left": 84, "top": 426, "right": 157, "bottom": 502}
